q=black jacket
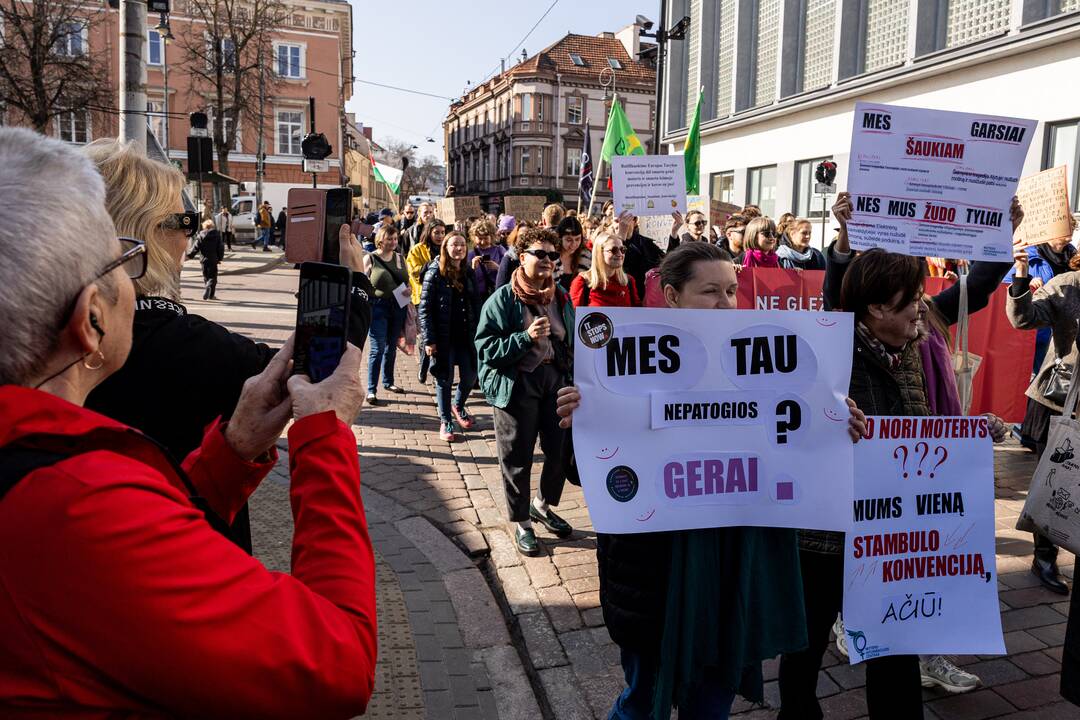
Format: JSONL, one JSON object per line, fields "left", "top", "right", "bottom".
{"left": 495, "top": 250, "right": 518, "bottom": 289}
{"left": 401, "top": 221, "right": 424, "bottom": 256}
{"left": 188, "top": 229, "right": 225, "bottom": 265}
{"left": 624, "top": 230, "right": 664, "bottom": 294}
{"left": 419, "top": 261, "right": 481, "bottom": 377}
{"left": 598, "top": 532, "right": 672, "bottom": 653}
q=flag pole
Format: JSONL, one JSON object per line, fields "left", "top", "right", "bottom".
{"left": 586, "top": 93, "right": 616, "bottom": 220}
{"left": 576, "top": 112, "right": 587, "bottom": 216}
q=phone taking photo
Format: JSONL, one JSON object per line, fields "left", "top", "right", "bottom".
{"left": 294, "top": 262, "right": 352, "bottom": 383}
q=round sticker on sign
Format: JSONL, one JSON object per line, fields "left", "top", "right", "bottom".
{"left": 606, "top": 465, "right": 639, "bottom": 503}
{"left": 579, "top": 312, "right": 614, "bottom": 349}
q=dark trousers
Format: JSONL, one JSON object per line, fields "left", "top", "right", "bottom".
{"left": 609, "top": 648, "right": 735, "bottom": 720}
{"left": 222, "top": 230, "right": 233, "bottom": 250}
{"left": 1035, "top": 441, "right": 1060, "bottom": 563}
{"left": 201, "top": 262, "right": 219, "bottom": 299}
{"left": 493, "top": 363, "right": 567, "bottom": 522}
{"left": 367, "top": 298, "right": 405, "bottom": 393}
{"left": 778, "top": 549, "right": 923, "bottom": 720}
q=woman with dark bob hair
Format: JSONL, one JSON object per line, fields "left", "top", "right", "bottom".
{"left": 0, "top": 128, "right": 377, "bottom": 717}
{"left": 556, "top": 241, "right": 867, "bottom": 720}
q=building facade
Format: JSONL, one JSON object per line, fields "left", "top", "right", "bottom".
{"left": 444, "top": 26, "right": 657, "bottom": 213}
{"left": 661, "top": 0, "right": 1080, "bottom": 244}
{"left": 1, "top": 0, "right": 353, "bottom": 212}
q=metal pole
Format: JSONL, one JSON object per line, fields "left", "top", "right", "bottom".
{"left": 309, "top": 96, "right": 317, "bottom": 189}
{"left": 255, "top": 43, "right": 265, "bottom": 208}
{"left": 162, "top": 35, "right": 169, "bottom": 161}
{"left": 821, "top": 193, "right": 827, "bottom": 250}
{"left": 119, "top": 0, "right": 147, "bottom": 149}
{"left": 651, "top": 0, "right": 667, "bottom": 154}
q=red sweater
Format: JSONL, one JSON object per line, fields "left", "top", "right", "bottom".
{"left": 569, "top": 273, "right": 640, "bottom": 308}
{"left": 0, "top": 386, "right": 376, "bottom": 719}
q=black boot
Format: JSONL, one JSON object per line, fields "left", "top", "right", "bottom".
{"left": 1032, "top": 557, "right": 1069, "bottom": 595}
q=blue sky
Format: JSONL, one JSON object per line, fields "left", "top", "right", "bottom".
{"left": 345, "top": 0, "right": 654, "bottom": 162}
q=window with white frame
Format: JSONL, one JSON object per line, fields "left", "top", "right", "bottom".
{"left": 520, "top": 147, "right": 530, "bottom": 175}
{"left": 747, "top": 165, "right": 777, "bottom": 217}
{"left": 567, "top": 96, "right": 583, "bottom": 124}
{"left": 521, "top": 94, "right": 533, "bottom": 122}
{"left": 277, "top": 110, "right": 303, "bottom": 155}
{"left": 54, "top": 21, "right": 87, "bottom": 57}
{"left": 148, "top": 29, "right": 163, "bottom": 66}
{"left": 1047, "top": 120, "right": 1080, "bottom": 212}
{"left": 207, "top": 108, "right": 242, "bottom": 152}
{"left": 147, "top": 100, "right": 166, "bottom": 147}
{"left": 56, "top": 110, "right": 90, "bottom": 144}
{"left": 535, "top": 95, "right": 544, "bottom": 122}
{"left": 752, "top": 0, "right": 780, "bottom": 107}
{"left": 206, "top": 37, "right": 237, "bottom": 71}
{"left": 794, "top": 157, "right": 833, "bottom": 218}
{"left": 569, "top": 53, "right": 585, "bottom": 67}
{"left": 536, "top": 147, "right": 544, "bottom": 175}
{"left": 566, "top": 147, "right": 581, "bottom": 177}
{"left": 710, "top": 171, "right": 734, "bottom": 205}
{"left": 276, "top": 43, "right": 303, "bottom": 78}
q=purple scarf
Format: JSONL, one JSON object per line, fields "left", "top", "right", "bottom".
{"left": 918, "top": 326, "right": 962, "bottom": 415}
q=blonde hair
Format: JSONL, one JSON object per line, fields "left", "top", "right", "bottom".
{"left": 585, "top": 233, "right": 627, "bottom": 291}
{"left": 374, "top": 223, "right": 399, "bottom": 250}
{"left": 469, "top": 218, "right": 496, "bottom": 243}
{"left": 202, "top": 219, "right": 215, "bottom": 230}
{"left": 83, "top": 138, "right": 185, "bottom": 300}
{"left": 744, "top": 216, "right": 777, "bottom": 251}
{"left": 542, "top": 203, "right": 565, "bottom": 228}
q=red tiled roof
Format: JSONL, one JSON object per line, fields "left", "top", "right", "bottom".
{"left": 507, "top": 32, "right": 655, "bottom": 83}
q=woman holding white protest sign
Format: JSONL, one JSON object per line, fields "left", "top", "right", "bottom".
{"left": 556, "top": 241, "right": 868, "bottom": 720}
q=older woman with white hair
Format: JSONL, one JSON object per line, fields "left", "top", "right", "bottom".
{"left": 0, "top": 127, "right": 377, "bottom": 717}
{"left": 82, "top": 139, "right": 373, "bottom": 552}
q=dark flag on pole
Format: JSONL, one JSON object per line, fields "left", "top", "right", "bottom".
{"left": 579, "top": 128, "right": 594, "bottom": 210}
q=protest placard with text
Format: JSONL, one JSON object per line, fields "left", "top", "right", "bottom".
{"left": 612, "top": 155, "right": 687, "bottom": 217}
{"left": 846, "top": 102, "right": 1035, "bottom": 261}
{"left": 1013, "top": 166, "right": 1073, "bottom": 250}
{"left": 842, "top": 416, "right": 1004, "bottom": 663}
{"left": 573, "top": 308, "right": 854, "bottom": 534}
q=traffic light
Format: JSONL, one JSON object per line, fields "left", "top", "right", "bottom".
{"left": 301, "top": 132, "right": 333, "bottom": 160}
{"left": 815, "top": 160, "right": 837, "bottom": 186}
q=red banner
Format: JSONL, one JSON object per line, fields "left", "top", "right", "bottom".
{"left": 733, "top": 269, "right": 1033, "bottom": 421}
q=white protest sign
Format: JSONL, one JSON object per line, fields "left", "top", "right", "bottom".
{"left": 846, "top": 102, "right": 1035, "bottom": 261}
{"left": 842, "top": 416, "right": 1004, "bottom": 664}
{"left": 573, "top": 308, "right": 854, "bottom": 534}
{"left": 612, "top": 155, "right": 687, "bottom": 217}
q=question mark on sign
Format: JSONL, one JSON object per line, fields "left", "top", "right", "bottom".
{"left": 774, "top": 400, "right": 802, "bottom": 444}
{"left": 894, "top": 445, "right": 909, "bottom": 479}
{"left": 914, "top": 441, "right": 930, "bottom": 476}
{"left": 929, "top": 445, "right": 948, "bottom": 478}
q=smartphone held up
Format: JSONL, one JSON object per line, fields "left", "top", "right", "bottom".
{"left": 293, "top": 261, "right": 352, "bottom": 383}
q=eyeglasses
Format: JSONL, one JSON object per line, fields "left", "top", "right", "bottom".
{"left": 97, "top": 238, "right": 147, "bottom": 281}
{"left": 405, "top": 212, "right": 416, "bottom": 217}
{"left": 605, "top": 246, "right": 626, "bottom": 255}
{"left": 760, "top": 231, "right": 778, "bottom": 238}
{"left": 692, "top": 221, "right": 707, "bottom": 227}
{"left": 522, "top": 249, "right": 560, "bottom": 261}
{"left": 161, "top": 212, "right": 200, "bottom": 237}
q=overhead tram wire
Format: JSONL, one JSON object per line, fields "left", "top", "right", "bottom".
{"left": 476, "top": 0, "right": 559, "bottom": 85}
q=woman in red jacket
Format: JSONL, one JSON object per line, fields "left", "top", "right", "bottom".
{"left": 570, "top": 218, "right": 640, "bottom": 308}
{"left": 0, "top": 128, "right": 377, "bottom": 719}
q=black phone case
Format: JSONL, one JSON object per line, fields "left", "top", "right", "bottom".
{"left": 294, "top": 262, "right": 353, "bottom": 381}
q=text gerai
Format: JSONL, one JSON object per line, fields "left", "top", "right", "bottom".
{"left": 663, "top": 456, "right": 759, "bottom": 499}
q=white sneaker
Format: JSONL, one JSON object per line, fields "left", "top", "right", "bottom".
{"left": 833, "top": 615, "right": 848, "bottom": 657}
{"left": 920, "top": 655, "right": 979, "bottom": 693}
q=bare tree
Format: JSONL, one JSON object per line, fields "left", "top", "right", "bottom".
{"left": 0, "top": 0, "right": 112, "bottom": 133}
{"left": 175, "top": 0, "right": 286, "bottom": 191}
{"left": 377, "top": 138, "right": 445, "bottom": 200}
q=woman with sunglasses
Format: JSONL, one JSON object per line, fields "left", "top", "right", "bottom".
{"left": 570, "top": 215, "right": 640, "bottom": 309}
{"left": 82, "top": 139, "right": 374, "bottom": 554}
{"left": 476, "top": 227, "right": 576, "bottom": 556}
{"left": 741, "top": 216, "right": 781, "bottom": 269}
{"left": 0, "top": 128, "right": 377, "bottom": 718}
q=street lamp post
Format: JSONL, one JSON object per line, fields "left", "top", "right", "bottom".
{"left": 637, "top": 11, "right": 690, "bottom": 154}
{"left": 154, "top": 13, "right": 174, "bottom": 161}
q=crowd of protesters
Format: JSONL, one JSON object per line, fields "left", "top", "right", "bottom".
{"left": 5, "top": 122, "right": 1080, "bottom": 719}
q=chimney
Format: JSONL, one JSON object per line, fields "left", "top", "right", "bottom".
{"left": 616, "top": 24, "right": 639, "bottom": 60}
{"left": 599, "top": 31, "right": 615, "bottom": 39}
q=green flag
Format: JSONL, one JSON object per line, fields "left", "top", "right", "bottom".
{"left": 600, "top": 97, "right": 644, "bottom": 164}
{"left": 684, "top": 86, "right": 703, "bottom": 194}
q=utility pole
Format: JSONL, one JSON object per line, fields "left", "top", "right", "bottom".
{"left": 309, "top": 96, "right": 317, "bottom": 189}
{"left": 255, "top": 42, "right": 265, "bottom": 208}
{"left": 120, "top": 0, "right": 147, "bottom": 149}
